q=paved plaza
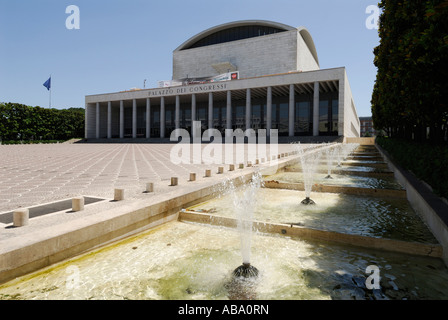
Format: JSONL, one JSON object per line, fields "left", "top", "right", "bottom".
{"left": 0, "top": 142, "right": 297, "bottom": 216}
{"left": 0, "top": 141, "right": 304, "bottom": 284}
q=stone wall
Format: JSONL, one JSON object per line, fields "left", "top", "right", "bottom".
{"left": 173, "top": 30, "right": 319, "bottom": 80}
{"left": 346, "top": 137, "right": 375, "bottom": 145}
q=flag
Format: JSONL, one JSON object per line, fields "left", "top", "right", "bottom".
{"left": 43, "top": 77, "right": 51, "bottom": 91}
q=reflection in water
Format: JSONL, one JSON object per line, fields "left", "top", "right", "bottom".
{"left": 190, "top": 188, "right": 437, "bottom": 243}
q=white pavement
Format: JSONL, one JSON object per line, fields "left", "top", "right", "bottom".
{"left": 0, "top": 143, "right": 300, "bottom": 214}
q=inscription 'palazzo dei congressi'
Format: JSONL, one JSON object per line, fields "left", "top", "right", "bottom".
{"left": 85, "top": 20, "right": 360, "bottom": 140}
{"left": 150, "top": 83, "right": 229, "bottom": 97}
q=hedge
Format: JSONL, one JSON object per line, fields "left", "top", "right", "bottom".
{"left": 376, "top": 136, "right": 448, "bottom": 199}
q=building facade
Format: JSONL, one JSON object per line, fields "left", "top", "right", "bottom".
{"left": 85, "top": 20, "right": 360, "bottom": 140}
{"left": 360, "top": 117, "right": 376, "bottom": 137}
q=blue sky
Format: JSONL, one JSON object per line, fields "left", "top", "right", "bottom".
{"left": 0, "top": 0, "right": 380, "bottom": 117}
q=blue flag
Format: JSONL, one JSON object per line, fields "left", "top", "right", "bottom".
{"left": 43, "top": 77, "right": 51, "bottom": 91}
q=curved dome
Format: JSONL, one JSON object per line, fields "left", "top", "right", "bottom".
{"left": 174, "top": 20, "right": 319, "bottom": 66}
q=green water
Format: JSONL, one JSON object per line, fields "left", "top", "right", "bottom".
{"left": 1, "top": 222, "right": 447, "bottom": 300}
{"left": 267, "top": 171, "right": 403, "bottom": 190}
{"left": 190, "top": 188, "right": 437, "bottom": 243}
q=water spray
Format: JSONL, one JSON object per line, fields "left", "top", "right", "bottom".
{"left": 231, "top": 171, "right": 263, "bottom": 279}
{"left": 297, "top": 142, "right": 322, "bottom": 205}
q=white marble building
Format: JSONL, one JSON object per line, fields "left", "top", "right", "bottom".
{"left": 85, "top": 20, "right": 360, "bottom": 140}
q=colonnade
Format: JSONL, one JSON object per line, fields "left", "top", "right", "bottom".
{"left": 90, "top": 82, "right": 324, "bottom": 139}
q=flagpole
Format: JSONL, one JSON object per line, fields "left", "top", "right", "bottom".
{"left": 49, "top": 74, "right": 52, "bottom": 108}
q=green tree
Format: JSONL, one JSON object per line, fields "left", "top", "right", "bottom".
{"left": 0, "top": 102, "right": 85, "bottom": 142}
{"left": 372, "top": 0, "right": 448, "bottom": 143}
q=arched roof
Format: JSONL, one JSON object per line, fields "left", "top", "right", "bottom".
{"left": 174, "top": 20, "right": 319, "bottom": 66}
{"left": 297, "top": 27, "right": 319, "bottom": 66}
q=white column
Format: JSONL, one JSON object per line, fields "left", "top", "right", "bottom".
{"left": 86, "top": 103, "right": 97, "bottom": 139}
{"left": 208, "top": 92, "right": 213, "bottom": 130}
{"left": 174, "top": 95, "right": 180, "bottom": 139}
{"left": 107, "top": 101, "right": 112, "bottom": 139}
{"left": 289, "top": 84, "right": 295, "bottom": 137}
{"left": 160, "top": 96, "right": 165, "bottom": 138}
{"left": 119, "top": 100, "right": 124, "bottom": 139}
{"left": 267, "top": 87, "right": 272, "bottom": 137}
{"left": 96, "top": 102, "right": 100, "bottom": 139}
{"left": 85, "top": 103, "right": 89, "bottom": 139}
{"left": 175, "top": 95, "right": 180, "bottom": 130}
{"left": 313, "top": 82, "right": 320, "bottom": 136}
{"left": 226, "top": 90, "right": 232, "bottom": 136}
{"left": 132, "top": 99, "right": 137, "bottom": 139}
{"left": 191, "top": 94, "right": 197, "bottom": 139}
{"left": 146, "top": 98, "right": 151, "bottom": 139}
{"left": 191, "top": 94, "right": 196, "bottom": 121}
{"left": 245, "top": 88, "right": 251, "bottom": 131}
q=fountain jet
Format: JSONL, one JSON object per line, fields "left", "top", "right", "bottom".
{"left": 325, "top": 144, "right": 337, "bottom": 179}
{"left": 231, "top": 171, "right": 262, "bottom": 280}
{"left": 296, "top": 143, "right": 322, "bottom": 205}
{"left": 301, "top": 197, "right": 316, "bottom": 205}
{"left": 232, "top": 263, "right": 259, "bottom": 278}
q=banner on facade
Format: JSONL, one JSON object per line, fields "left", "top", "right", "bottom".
{"left": 158, "top": 71, "right": 239, "bottom": 88}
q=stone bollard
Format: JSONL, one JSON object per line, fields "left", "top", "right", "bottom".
{"left": 247, "top": 161, "right": 252, "bottom": 167}
{"left": 190, "top": 173, "right": 196, "bottom": 181}
{"left": 13, "top": 209, "right": 29, "bottom": 227}
{"left": 205, "top": 169, "right": 211, "bottom": 177}
{"left": 218, "top": 166, "right": 224, "bottom": 174}
{"left": 72, "top": 196, "right": 84, "bottom": 212}
{"left": 146, "top": 182, "right": 154, "bottom": 193}
{"left": 239, "top": 163, "right": 244, "bottom": 169}
{"left": 229, "top": 164, "right": 235, "bottom": 171}
{"left": 114, "top": 188, "right": 125, "bottom": 201}
{"left": 171, "top": 177, "right": 178, "bottom": 186}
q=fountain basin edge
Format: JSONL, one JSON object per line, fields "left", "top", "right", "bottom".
{"left": 0, "top": 172, "right": 258, "bottom": 285}
{"left": 179, "top": 210, "right": 443, "bottom": 258}
{"left": 376, "top": 143, "right": 448, "bottom": 267}
{"left": 0, "top": 148, "right": 304, "bottom": 286}
{"left": 263, "top": 180, "right": 407, "bottom": 199}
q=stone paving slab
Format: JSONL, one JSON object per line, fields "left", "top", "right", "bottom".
{"left": 0, "top": 143, "right": 298, "bottom": 213}
{"left": 0, "top": 143, "right": 302, "bottom": 239}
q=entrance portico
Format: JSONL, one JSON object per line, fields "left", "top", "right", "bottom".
{"left": 85, "top": 68, "right": 360, "bottom": 140}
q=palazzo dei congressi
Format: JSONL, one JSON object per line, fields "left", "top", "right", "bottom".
{"left": 85, "top": 20, "right": 361, "bottom": 140}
